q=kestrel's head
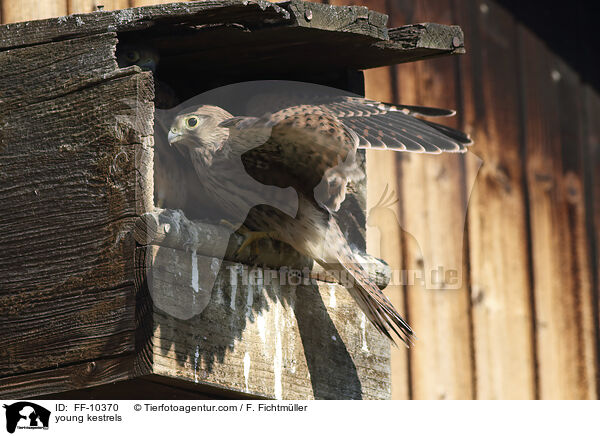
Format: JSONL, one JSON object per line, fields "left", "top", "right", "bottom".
{"left": 168, "top": 105, "right": 232, "bottom": 165}
{"left": 116, "top": 43, "right": 160, "bottom": 73}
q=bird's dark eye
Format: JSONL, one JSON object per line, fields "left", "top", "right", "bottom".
{"left": 185, "top": 116, "right": 199, "bottom": 129}
{"left": 126, "top": 50, "right": 140, "bottom": 62}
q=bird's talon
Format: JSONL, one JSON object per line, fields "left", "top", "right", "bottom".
{"left": 236, "top": 231, "right": 269, "bottom": 255}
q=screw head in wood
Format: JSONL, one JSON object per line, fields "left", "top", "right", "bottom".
{"left": 305, "top": 9, "right": 313, "bottom": 21}
{"left": 452, "top": 36, "right": 461, "bottom": 47}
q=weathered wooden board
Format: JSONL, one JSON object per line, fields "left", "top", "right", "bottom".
{"left": 0, "top": 356, "right": 137, "bottom": 399}
{"left": 520, "top": 27, "right": 597, "bottom": 399}
{"left": 1, "top": 33, "right": 123, "bottom": 107}
{"left": 132, "top": 156, "right": 389, "bottom": 400}
{"left": 0, "top": 0, "right": 463, "bottom": 74}
{"left": 68, "top": 0, "right": 130, "bottom": 14}
{"left": 136, "top": 244, "right": 391, "bottom": 400}
{"left": 1, "top": 0, "right": 67, "bottom": 24}
{"left": 0, "top": 32, "right": 154, "bottom": 382}
{"left": 328, "top": 0, "right": 411, "bottom": 401}
{"left": 456, "top": 0, "right": 536, "bottom": 399}
{"left": 386, "top": 0, "right": 473, "bottom": 400}
{"left": 0, "top": 0, "right": 286, "bottom": 47}
{"left": 363, "top": 68, "right": 412, "bottom": 400}
{"left": 36, "top": 375, "right": 235, "bottom": 400}
{"left": 583, "top": 86, "right": 600, "bottom": 389}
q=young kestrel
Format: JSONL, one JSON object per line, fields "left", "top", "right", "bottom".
{"left": 167, "top": 93, "right": 471, "bottom": 345}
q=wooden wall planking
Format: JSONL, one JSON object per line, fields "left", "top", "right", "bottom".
{"left": 129, "top": 0, "right": 178, "bottom": 6}
{"left": 385, "top": 0, "right": 473, "bottom": 400}
{"left": 519, "top": 27, "right": 597, "bottom": 399}
{"left": 583, "top": 85, "right": 600, "bottom": 398}
{"left": 1, "top": 0, "right": 67, "bottom": 23}
{"left": 0, "top": 31, "right": 154, "bottom": 389}
{"left": 363, "top": 67, "right": 411, "bottom": 400}
{"left": 0, "top": 0, "right": 190, "bottom": 22}
{"left": 328, "top": 0, "right": 412, "bottom": 401}
{"left": 455, "top": 0, "right": 536, "bottom": 399}
{"left": 326, "top": 0, "right": 599, "bottom": 400}
{"left": 67, "top": 0, "right": 129, "bottom": 14}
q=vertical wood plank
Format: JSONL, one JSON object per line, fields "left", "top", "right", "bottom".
{"left": 389, "top": 0, "right": 473, "bottom": 399}
{"left": 455, "top": 0, "right": 536, "bottom": 399}
{"left": 287, "top": 0, "right": 399, "bottom": 401}
{"left": 328, "top": 0, "right": 411, "bottom": 400}
{"left": 519, "top": 26, "right": 597, "bottom": 399}
{"left": 583, "top": 85, "right": 600, "bottom": 398}
{"left": 364, "top": 66, "right": 411, "bottom": 400}
{"left": 1, "top": 0, "right": 67, "bottom": 23}
{"left": 68, "top": 0, "right": 129, "bottom": 14}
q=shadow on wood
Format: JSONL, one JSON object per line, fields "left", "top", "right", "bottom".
{"left": 134, "top": 219, "right": 387, "bottom": 399}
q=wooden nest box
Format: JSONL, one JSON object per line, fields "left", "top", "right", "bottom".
{"left": 0, "top": 0, "right": 464, "bottom": 399}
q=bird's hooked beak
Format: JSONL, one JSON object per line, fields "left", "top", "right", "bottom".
{"left": 168, "top": 128, "right": 183, "bottom": 145}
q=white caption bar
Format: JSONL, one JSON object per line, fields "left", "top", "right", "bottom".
{"left": 0, "top": 400, "right": 595, "bottom": 435}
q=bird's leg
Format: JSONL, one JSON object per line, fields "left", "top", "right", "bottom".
{"left": 218, "top": 219, "right": 269, "bottom": 255}
{"left": 236, "top": 229, "right": 270, "bottom": 255}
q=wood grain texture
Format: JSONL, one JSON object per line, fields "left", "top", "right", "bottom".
{"left": 326, "top": 0, "right": 411, "bottom": 400}
{"left": 1, "top": 0, "right": 67, "bottom": 24}
{"left": 363, "top": 65, "right": 411, "bottom": 400}
{"left": 138, "top": 245, "right": 392, "bottom": 400}
{"left": 0, "top": 1, "right": 291, "bottom": 49}
{"left": 330, "top": 0, "right": 473, "bottom": 400}
{"left": 0, "top": 0, "right": 463, "bottom": 74}
{"left": 519, "top": 26, "right": 597, "bottom": 399}
{"left": 331, "top": 0, "right": 411, "bottom": 402}
{"left": 0, "top": 355, "right": 137, "bottom": 399}
{"left": 388, "top": 0, "right": 473, "bottom": 400}
{"left": 0, "top": 33, "right": 154, "bottom": 381}
{"left": 583, "top": 86, "right": 600, "bottom": 397}
{"left": 0, "top": 33, "right": 122, "bottom": 107}
{"left": 68, "top": 0, "right": 129, "bottom": 14}
{"left": 37, "top": 375, "right": 235, "bottom": 400}
{"left": 455, "top": 0, "right": 536, "bottom": 399}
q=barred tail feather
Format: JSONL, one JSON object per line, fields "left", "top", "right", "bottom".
{"left": 318, "top": 218, "right": 414, "bottom": 346}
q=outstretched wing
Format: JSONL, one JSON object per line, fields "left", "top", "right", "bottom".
{"left": 243, "top": 93, "right": 472, "bottom": 153}
{"left": 317, "top": 96, "right": 472, "bottom": 152}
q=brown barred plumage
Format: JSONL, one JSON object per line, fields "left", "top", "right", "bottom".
{"left": 167, "top": 98, "right": 471, "bottom": 344}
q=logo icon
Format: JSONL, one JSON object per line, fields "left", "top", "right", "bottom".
{"left": 3, "top": 402, "right": 50, "bottom": 434}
